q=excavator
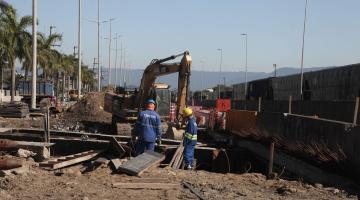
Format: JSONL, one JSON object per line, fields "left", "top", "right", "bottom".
{"left": 104, "top": 51, "right": 192, "bottom": 139}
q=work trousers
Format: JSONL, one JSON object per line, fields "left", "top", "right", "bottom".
{"left": 135, "top": 140, "right": 155, "bottom": 156}
{"left": 183, "top": 144, "right": 195, "bottom": 166}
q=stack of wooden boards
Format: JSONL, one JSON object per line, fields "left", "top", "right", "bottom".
{"left": 169, "top": 143, "right": 184, "bottom": 169}
{"left": 0, "top": 102, "right": 29, "bottom": 118}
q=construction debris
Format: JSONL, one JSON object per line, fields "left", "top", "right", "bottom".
{"left": 183, "top": 181, "right": 207, "bottom": 200}
{"left": 118, "top": 151, "right": 165, "bottom": 176}
{"left": 0, "top": 102, "right": 29, "bottom": 118}
{"left": 169, "top": 143, "right": 185, "bottom": 169}
{"left": 39, "top": 150, "right": 104, "bottom": 170}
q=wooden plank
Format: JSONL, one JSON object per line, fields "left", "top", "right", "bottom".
{"left": 118, "top": 151, "right": 165, "bottom": 176}
{"left": 169, "top": 143, "right": 183, "bottom": 167}
{"left": 112, "top": 182, "right": 180, "bottom": 189}
{"left": 111, "top": 158, "right": 122, "bottom": 170}
{"left": 40, "top": 150, "right": 104, "bottom": 170}
{"left": 353, "top": 97, "right": 359, "bottom": 125}
{"left": 172, "top": 146, "right": 184, "bottom": 169}
{"left": 183, "top": 181, "right": 207, "bottom": 200}
{"left": 109, "top": 136, "right": 126, "bottom": 157}
{"left": 16, "top": 141, "right": 55, "bottom": 147}
{"left": 0, "top": 128, "right": 11, "bottom": 133}
{"left": 130, "top": 177, "right": 169, "bottom": 183}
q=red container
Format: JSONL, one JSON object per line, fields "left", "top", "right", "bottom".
{"left": 215, "top": 99, "right": 231, "bottom": 112}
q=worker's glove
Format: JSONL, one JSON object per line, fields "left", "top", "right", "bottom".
{"left": 156, "top": 138, "right": 162, "bottom": 146}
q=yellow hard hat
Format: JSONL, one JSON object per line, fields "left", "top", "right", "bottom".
{"left": 183, "top": 107, "right": 193, "bottom": 117}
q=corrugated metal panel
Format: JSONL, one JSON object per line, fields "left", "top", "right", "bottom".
{"left": 226, "top": 110, "right": 257, "bottom": 137}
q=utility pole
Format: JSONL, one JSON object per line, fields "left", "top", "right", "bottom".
{"left": 217, "top": 48, "right": 222, "bottom": 99}
{"left": 241, "top": 33, "right": 248, "bottom": 100}
{"left": 107, "top": 18, "right": 116, "bottom": 86}
{"left": 77, "top": 0, "right": 82, "bottom": 98}
{"left": 31, "top": 0, "right": 37, "bottom": 109}
{"left": 273, "top": 64, "right": 277, "bottom": 77}
{"left": 92, "top": 58, "right": 97, "bottom": 72}
{"left": 97, "top": 0, "right": 101, "bottom": 91}
{"left": 123, "top": 48, "right": 126, "bottom": 89}
{"left": 114, "top": 34, "right": 121, "bottom": 87}
{"left": 200, "top": 61, "right": 204, "bottom": 102}
{"left": 300, "top": 0, "right": 309, "bottom": 100}
{"left": 119, "top": 42, "right": 123, "bottom": 87}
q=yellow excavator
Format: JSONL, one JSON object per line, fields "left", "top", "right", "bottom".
{"left": 104, "top": 51, "right": 192, "bottom": 139}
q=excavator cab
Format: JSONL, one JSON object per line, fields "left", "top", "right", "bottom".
{"left": 148, "top": 83, "right": 171, "bottom": 118}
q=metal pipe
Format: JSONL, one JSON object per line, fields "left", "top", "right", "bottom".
{"left": 0, "top": 139, "right": 19, "bottom": 151}
{"left": 31, "top": 0, "right": 37, "bottom": 109}
{"left": 0, "top": 157, "right": 22, "bottom": 170}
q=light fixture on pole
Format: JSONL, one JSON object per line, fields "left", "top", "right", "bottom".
{"left": 217, "top": 48, "right": 222, "bottom": 99}
{"left": 49, "top": 25, "right": 56, "bottom": 36}
{"left": 241, "top": 33, "right": 248, "bottom": 100}
{"left": 300, "top": 0, "right": 308, "bottom": 100}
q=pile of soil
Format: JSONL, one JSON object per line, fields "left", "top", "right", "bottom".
{"left": 51, "top": 92, "right": 114, "bottom": 134}
{"left": 65, "top": 92, "right": 112, "bottom": 123}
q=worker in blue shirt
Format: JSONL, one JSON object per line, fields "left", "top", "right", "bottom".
{"left": 182, "top": 107, "right": 197, "bottom": 170}
{"left": 133, "top": 99, "right": 162, "bottom": 155}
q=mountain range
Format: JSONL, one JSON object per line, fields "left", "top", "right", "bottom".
{"left": 104, "top": 66, "right": 325, "bottom": 91}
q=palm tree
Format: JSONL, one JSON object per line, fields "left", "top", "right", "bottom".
{"left": 0, "top": 3, "right": 32, "bottom": 102}
{"left": 36, "top": 32, "right": 62, "bottom": 79}
{"left": 59, "top": 54, "right": 76, "bottom": 100}
{"left": 81, "top": 65, "right": 96, "bottom": 92}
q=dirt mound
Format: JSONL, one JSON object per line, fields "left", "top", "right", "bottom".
{"left": 65, "top": 92, "right": 111, "bottom": 122}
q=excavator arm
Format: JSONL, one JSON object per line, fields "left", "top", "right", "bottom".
{"left": 137, "top": 51, "right": 192, "bottom": 121}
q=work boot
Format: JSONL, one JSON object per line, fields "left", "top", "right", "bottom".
{"left": 186, "top": 165, "right": 192, "bottom": 170}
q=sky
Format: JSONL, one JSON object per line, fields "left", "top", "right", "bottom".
{"left": 7, "top": 0, "right": 360, "bottom": 73}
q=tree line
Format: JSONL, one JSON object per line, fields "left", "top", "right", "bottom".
{"left": 0, "top": 1, "right": 96, "bottom": 102}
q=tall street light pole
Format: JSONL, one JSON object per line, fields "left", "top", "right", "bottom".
{"left": 241, "top": 33, "right": 248, "bottom": 100}
{"left": 217, "top": 48, "right": 222, "bottom": 99}
{"left": 114, "top": 34, "right": 122, "bottom": 87}
{"left": 77, "top": 0, "right": 82, "bottom": 98}
{"left": 300, "top": 0, "right": 308, "bottom": 100}
{"left": 31, "top": 0, "right": 37, "bottom": 109}
{"left": 97, "top": 0, "right": 100, "bottom": 91}
{"left": 200, "top": 60, "right": 205, "bottom": 102}
{"left": 107, "top": 18, "right": 116, "bottom": 86}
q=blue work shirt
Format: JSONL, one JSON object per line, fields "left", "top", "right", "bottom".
{"left": 134, "top": 109, "right": 162, "bottom": 142}
{"left": 184, "top": 117, "right": 197, "bottom": 146}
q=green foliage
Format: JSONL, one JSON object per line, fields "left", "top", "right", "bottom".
{"left": 0, "top": 1, "right": 96, "bottom": 98}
